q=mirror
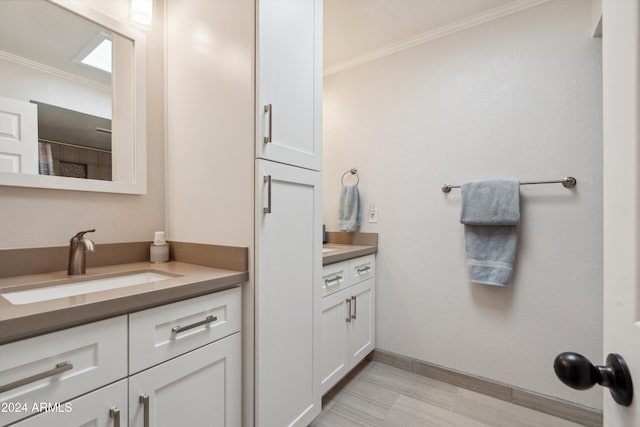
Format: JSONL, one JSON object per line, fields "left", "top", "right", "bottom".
{"left": 0, "top": 0, "right": 147, "bottom": 194}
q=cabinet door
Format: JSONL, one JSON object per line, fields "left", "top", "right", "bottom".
{"left": 256, "top": 159, "right": 322, "bottom": 427}
{"left": 12, "top": 379, "right": 127, "bottom": 427}
{"left": 129, "top": 333, "right": 241, "bottom": 427}
{"left": 348, "top": 278, "right": 375, "bottom": 367}
{"left": 257, "top": 0, "right": 323, "bottom": 170}
{"left": 320, "top": 291, "right": 349, "bottom": 395}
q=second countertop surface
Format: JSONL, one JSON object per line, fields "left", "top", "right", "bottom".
{"left": 323, "top": 243, "right": 377, "bottom": 265}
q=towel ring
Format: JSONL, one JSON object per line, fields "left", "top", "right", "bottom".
{"left": 341, "top": 168, "right": 359, "bottom": 186}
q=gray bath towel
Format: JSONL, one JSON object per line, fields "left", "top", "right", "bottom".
{"left": 460, "top": 179, "right": 520, "bottom": 286}
{"left": 338, "top": 184, "right": 361, "bottom": 231}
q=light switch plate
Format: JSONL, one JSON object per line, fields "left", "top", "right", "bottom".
{"left": 369, "top": 206, "right": 378, "bottom": 223}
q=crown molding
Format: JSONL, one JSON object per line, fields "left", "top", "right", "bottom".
{"left": 0, "top": 49, "right": 112, "bottom": 93}
{"left": 324, "top": 0, "right": 553, "bottom": 76}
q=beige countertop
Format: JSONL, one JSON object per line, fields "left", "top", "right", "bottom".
{"left": 0, "top": 241, "right": 371, "bottom": 344}
{"left": 0, "top": 261, "right": 248, "bottom": 345}
{"left": 323, "top": 243, "right": 377, "bottom": 265}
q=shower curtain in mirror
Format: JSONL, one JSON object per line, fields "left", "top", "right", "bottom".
{"left": 38, "top": 142, "right": 55, "bottom": 175}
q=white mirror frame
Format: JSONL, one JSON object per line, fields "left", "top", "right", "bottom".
{"left": 0, "top": 0, "right": 147, "bottom": 194}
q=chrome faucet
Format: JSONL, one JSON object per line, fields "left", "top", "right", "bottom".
{"left": 68, "top": 229, "right": 96, "bottom": 276}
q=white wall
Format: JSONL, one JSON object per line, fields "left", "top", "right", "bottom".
{"left": 0, "top": 0, "right": 165, "bottom": 249}
{"left": 165, "top": 0, "right": 254, "bottom": 248}
{"left": 324, "top": 0, "right": 603, "bottom": 409}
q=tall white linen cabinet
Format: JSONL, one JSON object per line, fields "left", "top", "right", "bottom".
{"left": 166, "top": 0, "right": 323, "bottom": 426}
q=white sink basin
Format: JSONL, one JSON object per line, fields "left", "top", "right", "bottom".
{"left": 2, "top": 271, "right": 176, "bottom": 305}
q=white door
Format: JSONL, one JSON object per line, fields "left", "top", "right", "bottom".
{"left": 256, "top": 0, "right": 323, "bottom": 171}
{"left": 129, "top": 334, "right": 241, "bottom": 427}
{"left": 256, "top": 159, "right": 322, "bottom": 426}
{"left": 602, "top": 0, "right": 640, "bottom": 425}
{"left": 0, "top": 96, "right": 37, "bottom": 174}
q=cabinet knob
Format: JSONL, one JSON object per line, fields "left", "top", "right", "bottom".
{"left": 554, "top": 352, "right": 633, "bottom": 406}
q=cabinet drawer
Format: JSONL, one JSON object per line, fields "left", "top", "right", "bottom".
{"left": 129, "top": 287, "right": 241, "bottom": 373}
{"left": 0, "top": 316, "right": 127, "bottom": 426}
{"left": 349, "top": 255, "right": 375, "bottom": 284}
{"left": 11, "top": 379, "right": 127, "bottom": 427}
{"left": 321, "top": 261, "right": 349, "bottom": 297}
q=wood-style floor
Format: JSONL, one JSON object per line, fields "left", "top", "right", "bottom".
{"left": 310, "top": 360, "right": 585, "bottom": 427}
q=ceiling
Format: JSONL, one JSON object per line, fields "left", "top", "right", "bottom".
{"left": 0, "top": 0, "right": 112, "bottom": 86}
{"left": 324, "top": 0, "right": 517, "bottom": 70}
{"left": 3, "top": 1, "right": 524, "bottom": 82}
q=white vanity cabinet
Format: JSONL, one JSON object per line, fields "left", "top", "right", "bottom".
{"left": 1, "top": 288, "right": 241, "bottom": 427}
{"left": 257, "top": 0, "right": 323, "bottom": 171}
{"left": 128, "top": 289, "right": 242, "bottom": 427}
{"left": 320, "top": 255, "right": 375, "bottom": 395}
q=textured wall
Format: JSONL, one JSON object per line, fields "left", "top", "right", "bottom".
{"left": 323, "top": 0, "right": 603, "bottom": 409}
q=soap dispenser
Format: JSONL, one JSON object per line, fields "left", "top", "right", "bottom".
{"left": 150, "top": 231, "right": 170, "bottom": 263}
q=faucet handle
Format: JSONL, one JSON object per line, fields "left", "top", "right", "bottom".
{"left": 72, "top": 229, "right": 96, "bottom": 240}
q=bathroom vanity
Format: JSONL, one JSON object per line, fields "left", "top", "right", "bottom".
{"left": 320, "top": 238, "right": 377, "bottom": 395}
{"left": 0, "top": 252, "right": 248, "bottom": 427}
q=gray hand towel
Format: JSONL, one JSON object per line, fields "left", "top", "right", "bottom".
{"left": 460, "top": 179, "right": 520, "bottom": 286}
{"left": 338, "top": 184, "right": 360, "bottom": 231}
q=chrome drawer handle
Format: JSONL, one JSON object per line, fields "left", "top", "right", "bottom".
{"left": 264, "top": 104, "right": 273, "bottom": 143}
{"left": 171, "top": 315, "right": 217, "bottom": 335}
{"left": 357, "top": 266, "right": 371, "bottom": 274}
{"left": 346, "top": 298, "right": 352, "bottom": 323}
{"left": 324, "top": 275, "right": 342, "bottom": 286}
{"left": 139, "top": 394, "right": 149, "bottom": 427}
{"left": 263, "top": 175, "right": 272, "bottom": 214}
{"left": 109, "top": 407, "right": 121, "bottom": 427}
{"left": 0, "top": 361, "right": 73, "bottom": 393}
{"left": 351, "top": 296, "right": 357, "bottom": 320}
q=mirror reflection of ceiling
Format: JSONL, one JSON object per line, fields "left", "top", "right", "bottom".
{"left": 0, "top": 0, "right": 112, "bottom": 86}
{"left": 324, "top": 0, "right": 515, "bottom": 70}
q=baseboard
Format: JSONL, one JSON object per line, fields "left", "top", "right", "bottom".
{"left": 370, "top": 349, "right": 603, "bottom": 427}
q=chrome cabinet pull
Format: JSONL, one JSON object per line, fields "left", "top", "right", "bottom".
{"left": 171, "top": 315, "right": 217, "bottom": 335}
{"left": 0, "top": 361, "right": 73, "bottom": 393}
{"left": 346, "top": 298, "right": 351, "bottom": 323}
{"left": 109, "top": 407, "right": 121, "bottom": 427}
{"left": 139, "top": 394, "right": 149, "bottom": 427}
{"left": 263, "top": 175, "right": 272, "bottom": 214}
{"left": 357, "top": 266, "right": 371, "bottom": 274}
{"left": 324, "top": 275, "right": 342, "bottom": 286}
{"left": 351, "top": 296, "right": 357, "bottom": 320}
{"left": 264, "top": 104, "right": 272, "bottom": 143}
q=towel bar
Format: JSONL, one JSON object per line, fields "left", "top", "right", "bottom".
{"left": 441, "top": 177, "right": 577, "bottom": 193}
